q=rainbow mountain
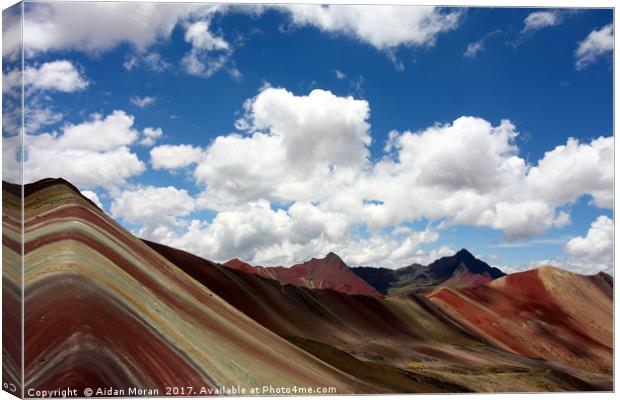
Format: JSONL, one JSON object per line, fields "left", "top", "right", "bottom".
{"left": 1, "top": 178, "right": 613, "bottom": 395}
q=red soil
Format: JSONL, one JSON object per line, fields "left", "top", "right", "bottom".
{"left": 428, "top": 267, "right": 613, "bottom": 373}
{"left": 224, "top": 253, "right": 382, "bottom": 297}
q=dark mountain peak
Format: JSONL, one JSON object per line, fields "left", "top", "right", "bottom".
{"left": 428, "top": 250, "right": 505, "bottom": 281}
{"left": 455, "top": 248, "right": 475, "bottom": 259}
{"left": 325, "top": 251, "right": 344, "bottom": 263}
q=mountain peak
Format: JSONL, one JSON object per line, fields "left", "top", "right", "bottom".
{"left": 455, "top": 248, "right": 475, "bottom": 258}
{"left": 324, "top": 251, "right": 345, "bottom": 263}
{"left": 428, "top": 249, "right": 505, "bottom": 281}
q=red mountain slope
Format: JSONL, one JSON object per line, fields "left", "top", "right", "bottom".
{"left": 224, "top": 252, "right": 382, "bottom": 297}
{"left": 148, "top": 240, "right": 611, "bottom": 392}
{"left": 439, "top": 264, "right": 494, "bottom": 289}
{"left": 428, "top": 266, "right": 613, "bottom": 374}
{"left": 13, "top": 179, "right": 374, "bottom": 394}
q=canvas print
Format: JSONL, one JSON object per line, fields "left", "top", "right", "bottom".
{"left": 1, "top": 1, "right": 614, "bottom": 397}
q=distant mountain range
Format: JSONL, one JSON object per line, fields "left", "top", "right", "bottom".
{"left": 352, "top": 249, "right": 506, "bottom": 295}
{"left": 7, "top": 177, "right": 613, "bottom": 394}
{"left": 225, "top": 252, "right": 382, "bottom": 297}
{"left": 224, "top": 248, "right": 506, "bottom": 297}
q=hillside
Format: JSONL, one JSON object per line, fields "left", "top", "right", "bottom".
{"left": 428, "top": 266, "right": 613, "bottom": 374}
{"left": 13, "top": 179, "right": 373, "bottom": 393}
{"left": 3, "top": 177, "right": 613, "bottom": 393}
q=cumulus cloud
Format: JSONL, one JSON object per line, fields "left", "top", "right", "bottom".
{"left": 3, "top": 61, "right": 89, "bottom": 136}
{"left": 103, "top": 87, "right": 612, "bottom": 268}
{"left": 575, "top": 24, "right": 613, "bottom": 70}
{"left": 181, "top": 18, "right": 232, "bottom": 77}
{"left": 20, "top": 3, "right": 461, "bottom": 79}
{"left": 141, "top": 195, "right": 439, "bottom": 268}
{"left": 280, "top": 5, "right": 461, "bottom": 50}
{"left": 3, "top": 110, "right": 146, "bottom": 189}
{"left": 566, "top": 215, "right": 613, "bottom": 258}
{"left": 192, "top": 87, "right": 370, "bottom": 207}
{"left": 23, "top": 2, "right": 204, "bottom": 55}
{"left": 150, "top": 88, "right": 612, "bottom": 250}
{"left": 26, "top": 60, "right": 89, "bottom": 92}
{"left": 150, "top": 144, "right": 204, "bottom": 170}
{"left": 25, "top": 103, "right": 64, "bottom": 133}
{"left": 526, "top": 136, "right": 613, "bottom": 208}
{"left": 522, "top": 215, "right": 615, "bottom": 275}
{"left": 139, "top": 127, "right": 163, "bottom": 147}
{"left": 130, "top": 96, "right": 156, "bottom": 108}
{"left": 111, "top": 185, "right": 196, "bottom": 238}
{"left": 185, "top": 19, "right": 230, "bottom": 51}
{"left": 563, "top": 215, "right": 613, "bottom": 274}
{"left": 522, "top": 10, "right": 561, "bottom": 33}
{"left": 22, "top": 2, "right": 231, "bottom": 77}
{"left": 2, "top": 4, "right": 22, "bottom": 61}
{"left": 4, "top": 60, "right": 89, "bottom": 94}
{"left": 356, "top": 119, "right": 609, "bottom": 238}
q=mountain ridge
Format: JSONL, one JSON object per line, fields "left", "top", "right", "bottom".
{"left": 224, "top": 252, "right": 382, "bottom": 297}
{"left": 5, "top": 177, "right": 613, "bottom": 392}
{"left": 352, "top": 248, "right": 505, "bottom": 295}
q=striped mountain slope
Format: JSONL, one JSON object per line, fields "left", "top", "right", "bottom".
{"left": 14, "top": 179, "right": 376, "bottom": 394}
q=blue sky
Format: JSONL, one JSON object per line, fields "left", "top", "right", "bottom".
{"left": 2, "top": 2, "right": 614, "bottom": 273}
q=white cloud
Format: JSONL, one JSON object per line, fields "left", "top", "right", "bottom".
{"left": 23, "top": 2, "right": 207, "bottom": 55}
{"left": 193, "top": 87, "right": 370, "bottom": 208}
{"left": 25, "top": 104, "right": 63, "bottom": 133}
{"left": 476, "top": 200, "right": 567, "bottom": 239}
{"left": 280, "top": 5, "right": 461, "bottom": 50}
{"left": 150, "top": 88, "right": 612, "bottom": 247}
{"left": 464, "top": 30, "right": 501, "bottom": 59}
{"left": 100, "top": 88, "right": 612, "bottom": 267}
{"left": 124, "top": 52, "right": 171, "bottom": 73}
{"left": 526, "top": 136, "right": 613, "bottom": 208}
{"left": 522, "top": 11, "right": 560, "bottom": 33}
{"left": 185, "top": 20, "right": 230, "bottom": 51}
{"left": 26, "top": 60, "right": 89, "bottom": 92}
{"left": 130, "top": 96, "right": 156, "bottom": 108}
{"left": 4, "top": 60, "right": 89, "bottom": 94}
{"left": 181, "top": 19, "right": 232, "bottom": 77}
{"left": 150, "top": 144, "right": 204, "bottom": 170}
{"left": 2, "top": 4, "right": 22, "bottom": 61}
{"left": 143, "top": 195, "right": 439, "bottom": 268}
{"left": 241, "top": 87, "right": 370, "bottom": 167}
{"left": 147, "top": 200, "right": 296, "bottom": 262}
{"left": 4, "top": 110, "right": 145, "bottom": 189}
{"left": 20, "top": 4, "right": 459, "bottom": 79}
{"left": 3, "top": 61, "right": 89, "bottom": 136}
{"left": 464, "top": 40, "right": 485, "bottom": 59}
{"left": 390, "top": 117, "right": 521, "bottom": 193}
{"left": 564, "top": 215, "right": 613, "bottom": 273}
{"left": 111, "top": 185, "right": 196, "bottom": 238}
{"left": 81, "top": 190, "right": 103, "bottom": 209}
{"left": 335, "top": 70, "right": 347, "bottom": 79}
{"left": 22, "top": 2, "right": 234, "bottom": 77}
{"left": 520, "top": 215, "right": 614, "bottom": 275}
{"left": 575, "top": 24, "right": 613, "bottom": 70}
{"left": 139, "top": 127, "right": 164, "bottom": 147}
